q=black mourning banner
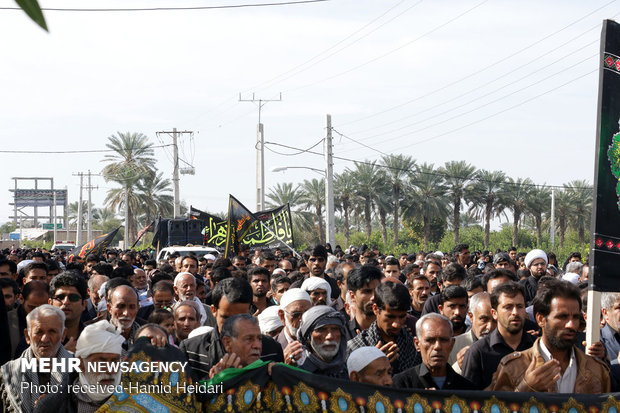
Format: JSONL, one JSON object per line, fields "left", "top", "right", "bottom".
{"left": 67, "top": 227, "right": 120, "bottom": 263}
{"left": 203, "top": 363, "right": 619, "bottom": 412}
{"left": 189, "top": 206, "right": 228, "bottom": 248}
{"left": 224, "top": 195, "right": 259, "bottom": 258}
{"left": 592, "top": 20, "right": 620, "bottom": 292}
{"left": 242, "top": 204, "right": 295, "bottom": 249}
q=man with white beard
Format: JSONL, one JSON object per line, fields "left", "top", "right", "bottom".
{"left": 295, "top": 305, "right": 348, "bottom": 378}
{"left": 107, "top": 285, "right": 143, "bottom": 355}
{"left": 275, "top": 289, "right": 312, "bottom": 365}
{"left": 173, "top": 272, "right": 216, "bottom": 328}
{"left": 33, "top": 320, "right": 124, "bottom": 413}
{"left": 1, "top": 304, "right": 72, "bottom": 413}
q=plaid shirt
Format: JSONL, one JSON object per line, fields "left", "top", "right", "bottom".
{"left": 346, "top": 321, "right": 418, "bottom": 375}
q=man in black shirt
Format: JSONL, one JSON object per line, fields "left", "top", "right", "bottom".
{"left": 461, "top": 281, "right": 535, "bottom": 389}
{"left": 393, "top": 313, "right": 475, "bottom": 390}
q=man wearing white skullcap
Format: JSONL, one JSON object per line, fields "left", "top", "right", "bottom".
{"left": 33, "top": 320, "right": 125, "bottom": 413}
{"left": 300, "top": 277, "right": 331, "bottom": 306}
{"left": 521, "top": 249, "right": 548, "bottom": 305}
{"left": 347, "top": 346, "right": 392, "bottom": 386}
{"left": 258, "top": 306, "right": 284, "bottom": 338}
{"left": 276, "top": 288, "right": 312, "bottom": 366}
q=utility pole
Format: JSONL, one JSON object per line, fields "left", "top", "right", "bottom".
{"left": 53, "top": 191, "right": 57, "bottom": 245}
{"left": 239, "top": 93, "right": 282, "bottom": 212}
{"left": 550, "top": 188, "right": 556, "bottom": 247}
{"left": 156, "top": 128, "right": 194, "bottom": 218}
{"left": 325, "top": 114, "right": 335, "bottom": 248}
{"left": 76, "top": 172, "right": 83, "bottom": 245}
{"left": 86, "top": 170, "right": 99, "bottom": 241}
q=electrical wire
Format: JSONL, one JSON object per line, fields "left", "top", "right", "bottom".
{"left": 0, "top": 0, "right": 330, "bottom": 12}
{"left": 264, "top": 140, "right": 594, "bottom": 190}
{"left": 0, "top": 144, "right": 173, "bottom": 154}
{"left": 283, "top": 0, "right": 490, "bottom": 94}
{"left": 336, "top": 0, "right": 617, "bottom": 127}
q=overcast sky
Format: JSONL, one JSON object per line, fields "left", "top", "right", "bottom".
{"left": 0, "top": 0, "right": 613, "bottom": 229}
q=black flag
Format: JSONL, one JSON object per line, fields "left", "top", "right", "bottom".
{"left": 591, "top": 20, "right": 620, "bottom": 292}
{"left": 67, "top": 227, "right": 120, "bottom": 263}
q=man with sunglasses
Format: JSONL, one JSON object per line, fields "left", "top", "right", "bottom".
{"left": 48, "top": 271, "right": 87, "bottom": 353}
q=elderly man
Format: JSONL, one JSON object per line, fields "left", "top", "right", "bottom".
{"left": 180, "top": 277, "right": 283, "bottom": 382}
{"left": 448, "top": 291, "right": 496, "bottom": 374}
{"left": 173, "top": 300, "right": 201, "bottom": 344}
{"left": 562, "top": 261, "right": 583, "bottom": 284}
{"left": 393, "top": 313, "right": 475, "bottom": 390}
{"left": 208, "top": 314, "right": 263, "bottom": 378}
{"left": 1, "top": 305, "right": 72, "bottom": 413}
{"left": 174, "top": 272, "right": 216, "bottom": 327}
{"left": 348, "top": 281, "right": 418, "bottom": 375}
{"left": 301, "top": 277, "right": 331, "bottom": 306}
{"left": 520, "top": 249, "right": 548, "bottom": 305}
{"left": 489, "top": 280, "right": 610, "bottom": 393}
{"left": 296, "top": 305, "right": 348, "bottom": 378}
{"left": 85, "top": 274, "right": 108, "bottom": 321}
{"left": 106, "top": 285, "right": 143, "bottom": 354}
{"left": 275, "top": 288, "right": 312, "bottom": 365}
{"left": 33, "top": 320, "right": 125, "bottom": 412}
{"left": 347, "top": 346, "right": 392, "bottom": 386}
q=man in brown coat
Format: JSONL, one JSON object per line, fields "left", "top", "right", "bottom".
{"left": 489, "top": 280, "right": 610, "bottom": 393}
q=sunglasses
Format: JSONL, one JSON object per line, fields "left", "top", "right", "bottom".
{"left": 53, "top": 293, "right": 82, "bottom": 302}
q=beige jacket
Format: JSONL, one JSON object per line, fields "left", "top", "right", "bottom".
{"left": 487, "top": 337, "right": 610, "bottom": 393}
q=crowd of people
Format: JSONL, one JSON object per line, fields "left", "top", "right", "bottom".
{"left": 0, "top": 241, "right": 616, "bottom": 412}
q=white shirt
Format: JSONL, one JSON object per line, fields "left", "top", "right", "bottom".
{"left": 538, "top": 339, "right": 577, "bottom": 393}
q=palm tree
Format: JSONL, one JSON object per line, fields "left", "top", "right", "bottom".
{"left": 350, "top": 162, "right": 382, "bottom": 239}
{"left": 403, "top": 163, "right": 449, "bottom": 250}
{"left": 504, "top": 177, "right": 534, "bottom": 247}
{"left": 382, "top": 154, "right": 416, "bottom": 247}
{"left": 527, "top": 185, "right": 551, "bottom": 247}
{"left": 67, "top": 201, "right": 88, "bottom": 230}
{"left": 266, "top": 182, "right": 313, "bottom": 238}
{"left": 136, "top": 172, "right": 174, "bottom": 226}
{"left": 373, "top": 171, "right": 392, "bottom": 245}
{"left": 439, "top": 161, "right": 477, "bottom": 245}
{"left": 554, "top": 189, "right": 573, "bottom": 248}
{"left": 101, "top": 132, "right": 156, "bottom": 245}
{"left": 469, "top": 170, "right": 506, "bottom": 249}
{"left": 565, "top": 180, "right": 593, "bottom": 246}
{"left": 334, "top": 172, "right": 357, "bottom": 247}
{"left": 300, "top": 178, "right": 326, "bottom": 244}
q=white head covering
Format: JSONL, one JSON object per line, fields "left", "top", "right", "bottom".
{"left": 524, "top": 249, "right": 548, "bottom": 268}
{"left": 174, "top": 271, "right": 195, "bottom": 286}
{"left": 562, "top": 272, "right": 581, "bottom": 284}
{"left": 75, "top": 320, "right": 125, "bottom": 358}
{"left": 204, "top": 254, "right": 216, "bottom": 261}
{"left": 279, "top": 288, "right": 312, "bottom": 310}
{"left": 258, "top": 306, "right": 284, "bottom": 334}
{"left": 188, "top": 325, "right": 214, "bottom": 339}
{"left": 434, "top": 251, "right": 444, "bottom": 258}
{"left": 17, "top": 259, "right": 34, "bottom": 273}
{"left": 300, "top": 277, "right": 332, "bottom": 305}
{"left": 272, "top": 268, "right": 286, "bottom": 277}
{"left": 347, "top": 346, "right": 388, "bottom": 375}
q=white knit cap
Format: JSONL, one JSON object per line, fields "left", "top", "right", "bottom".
{"left": 347, "top": 346, "right": 388, "bottom": 375}
{"left": 524, "top": 249, "right": 548, "bottom": 268}
{"left": 258, "top": 306, "right": 284, "bottom": 334}
{"left": 562, "top": 272, "right": 580, "bottom": 284}
{"left": 75, "top": 320, "right": 125, "bottom": 358}
{"left": 279, "top": 288, "right": 312, "bottom": 310}
{"left": 300, "top": 277, "right": 332, "bottom": 305}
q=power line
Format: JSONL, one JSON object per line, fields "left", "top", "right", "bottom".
{"left": 283, "top": 0, "right": 490, "bottom": 94}
{"left": 247, "top": 0, "right": 423, "bottom": 93}
{"left": 0, "top": 144, "right": 173, "bottom": 154}
{"left": 0, "top": 0, "right": 330, "bottom": 12}
{"left": 336, "top": 0, "right": 617, "bottom": 127}
{"left": 341, "top": 52, "right": 598, "bottom": 150}
{"left": 263, "top": 140, "right": 594, "bottom": 190}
